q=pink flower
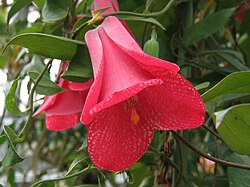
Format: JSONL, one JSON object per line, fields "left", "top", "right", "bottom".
{"left": 81, "top": 16, "right": 206, "bottom": 171}
{"left": 92, "top": 0, "right": 135, "bottom": 38}
{"left": 34, "top": 78, "right": 93, "bottom": 131}
{"left": 92, "top": 0, "right": 119, "bottom": 15}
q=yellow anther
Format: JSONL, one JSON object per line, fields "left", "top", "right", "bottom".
{"left": 131, "top": 107, "right": 140, "bottom": 125}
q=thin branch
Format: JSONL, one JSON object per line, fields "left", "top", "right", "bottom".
{"left": 108, "top": 0, "right": 177, "bottom": 18}
{"left": 31, "top": 165, "right": 94, "bottom": 187}
{"left": 174, "top": 137, "right": 183, "bottom": 187}
{"left": 171, "top": 131, "right": 250, "bottom": 170}
{"left": 202, "top": 125, "right": 223, "bottom": 141}
{"left": 19, "top": 61, "right": 52, "bottom": 136}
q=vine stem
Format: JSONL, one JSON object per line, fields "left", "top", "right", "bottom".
{"left": 31, "top": 165, "right": 94, "bottom": 187}
{"left": 171, "top": 131, "right": 250, "bottom": 170}
{"left": 19, "top": 60, "right": 52, "bottom": 137}
{"left": 108, "top": 0, "right": 177, "bottom": 18}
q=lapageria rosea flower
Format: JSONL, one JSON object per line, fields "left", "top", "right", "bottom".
{"left": 34, "top": 78, "right": 92, "bottom": 131}
{"left": 81, "top": 16, "right": 206, "bottom": 171}
{"left": 92, "top": 0, "right": 119, "bottom": 15}
{"left": 91, "top": 0, "right": 135, "bottom": 38}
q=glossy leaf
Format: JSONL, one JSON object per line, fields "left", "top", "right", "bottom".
{"left": 3, "top": 33, "right": 85, "bottom": 60}
{"left": 2, "top": 148, "right": 24, "bottom": 167}
{"left": 42, "top": 0, "right": 70, "bottom": 22}
{"left": 117, "top": 15, "right": 166, "bottom": 30}
{"left": 195, "top": 82, "right": 210, "bottom": 90}
{"left": 61, "top": 46, "right": 93, "bottom": 82}
{"left": 29, "top": 71, "right": 64, "bottom": 95}
{"left": 3, "top": 126, "right": 23, "bottom": 144}
{"left": 37, "top": 182, "right": 55, "bottom": 187}
{"left": 33, "top": 0, "right": 45, "bottom": 8}
{"left": 5, "top": 78, "right": 23, "bottom": 115}
{"left": 0, "top": 134, "right": 6, "bottom": 145}
{"left": 199, "top": 50, "right": 249, "bottom": 71}
{"left": 227, "top": 153, "right": 250, "bottom": 187}
{"left": 65, "top": 156, "right": 88, "bottom": 176}
{"left": 214, "top": 104, "right": 250, "bottom": 155}
{"left": 7, "top": 0, "right": 33, "bottom": 25}
{"left": 0, "top": 55, "right": 5, "bottom": 68}
{"left": 202, "top": 72, "right": 250, "bottom": 102}
{"left": 184, "top": 8, "right": 235, "bottom": 46}
{"left": 2, "top": 126, "right": 24, "bottom": 167}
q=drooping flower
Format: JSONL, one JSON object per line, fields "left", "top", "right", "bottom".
{"left": 92, "top": 0, "right": 119, "bottom": 15}
{"left": 91, "top": 0, "right": 134, "bottom": 37}
{"left": 81, "top": 16, "right": 206, "bottom": 172}
{"left": 34, "top": 73, "right": 93, "bottom": 131}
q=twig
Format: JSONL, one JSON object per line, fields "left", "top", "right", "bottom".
{"left": 174, "top": 137, "right": 183, "bottom": 187}
{"left": 31, "top": 165, "right": 94, "bottom": 187}
{"left": 19, "top": 60, "right": 52, "bottom": 136}
{"left": 108, "top": 0, "right": 177, "bottom": 18}
{"left": 171, "top": 131, "right": 250, "bottom": 170}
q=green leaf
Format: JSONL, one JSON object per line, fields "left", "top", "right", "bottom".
{"left": 77, "top": 139, "right": 88, "bottom": 151}
{"left": 61, "top": 46, "right": 93, "bottom": 82}
{"left": 227, "top": 153, "right": 250, "bottom": 187}
{"left": 5, "top": 78, "right": 23, "bottom": 115}
{"left": 125, "top": 170, "right": 134, "bottom": 184}
{"left": 0, "top": 134, "right": 7, "bottom": 145}
{"left": 65, "top": 156, "right": 87, "bottom": 176}
{"left": 116, "top": 15, "right": 166, "bottom": 30}
{"left": 3, "top": 126, "right": 23, "bottom": 144}
{"left": 214, "top": 104, "right": 250, "bottom": 155}
{"left": 2, "top": 148, "right": 24, "bottom": 167}
{"left": 199, "top": 50, "right": 249, "bottom": 71}
{"left": 195, "top": 82, "right": 210, "bottom": 90}
{"left": 184, "top": 8, "right": 235, "bottom": 46}
{"left": 37, "top": 182, "right": 55, "bottom": 187}
{"left": 29, "top": 71, "right": 64, "bottom": 95}
{"left": 74, "top": 185, "right": 99, "bottom": 187}
{"left": 2, "top": 126, "right": 24, "bottom": 167}
{"left": 0, "top": 55, "right": 5, "bottom": 68}
{"left": 33, "top": 0, "right": 45, "bottom": 9}
{"left": 202, "top": 72, "right": 250, "bottom": 102}
{"left": 42, "top": 0, "right": 70, "bottom": 22}
{"left": 3, "top": 33, "right": 85, "bottom": 60}
{"left": 7, "top": 0, "right": 33, "bottom": 25}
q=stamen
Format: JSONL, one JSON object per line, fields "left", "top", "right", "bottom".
{"left": 124, "top": 96, "right": 140, "bottom": 125}
{"left": 131, "top": 107, "right": 140, "bottom": 125}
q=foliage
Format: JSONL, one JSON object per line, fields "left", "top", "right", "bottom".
{"left": 0, "top": 0, "right": 250, "bottom": 186}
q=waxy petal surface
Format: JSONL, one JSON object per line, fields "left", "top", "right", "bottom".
{"left": 88, "top": 102, "right": 154, "bottom": 171}
{"left": 138, "top": 71, "right": 206, "bottom": 130}
{"left": 46, "top": 113, "right": 81, "bottom": 131}
{"left": 102, "top": 17, "right": 179, "bottom": 73}
{"left": 92, "top": 0, "right": 119, "bottom": 15}
{"left": 46, "top": 89, "right": 85, "bottom": 115}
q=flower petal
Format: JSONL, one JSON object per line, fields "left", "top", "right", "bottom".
{"left": 65, "top": 79, "right": 93, "bottom": 91}
{"left": 46, "top": 113, "right": 81, "bottom": 131}
{"left": 81, "top": 30, "right": 104, "bottom": 124}
{"left": 102, "top": 16, "right": 180, "bottom": 73}
{"left": 46, "top": 89, "right": 86, "bottom": 115}
{"left": 138, "top": 71, "right": 206, "bottom": 130}
{"left": 92, "top": 0, "right": 119, "bottom": 15}
{"left": 82, "top": 27, "right": 155, "bottom": 124}
{"left": 33, "top": 95, "right": 58, "bottom": 116}
{"left": 88, "top": 102, "right": 154, "bottom": 172}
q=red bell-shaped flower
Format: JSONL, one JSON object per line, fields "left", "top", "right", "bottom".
{"left": 92, "top": 0, "right": 134, "bottom": 38}
{"left": 82, "top": 16, "right": 206, "bottom": 171}
{"left": 34, "top": 78, "right": 92, "bottom": 131}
